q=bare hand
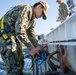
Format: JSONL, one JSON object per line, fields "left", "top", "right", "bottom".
{"left": 30, "top": 45, "right": 36, "bottom": 57}
{"left": 30, "top": 45, "right": 41, "bottom": 57}
{"left": 35, "top": 46, "right": 41, "bottom": 53}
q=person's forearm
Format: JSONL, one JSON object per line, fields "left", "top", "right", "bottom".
{"left": 17, "top": 35, "right": 31, "bottom": 47}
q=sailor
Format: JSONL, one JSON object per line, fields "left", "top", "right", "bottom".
{"left": 56, "top": 0, "right": 70, "bottom": 22}
{"left": 0, "top": 1, "right": 49, "bottom": 75}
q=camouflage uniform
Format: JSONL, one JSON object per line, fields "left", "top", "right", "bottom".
{"left": 58, "top": 2, "right": 70, "bottom": 22}
{"left": 0, "top": 4, "right": 38, "bottom": 75}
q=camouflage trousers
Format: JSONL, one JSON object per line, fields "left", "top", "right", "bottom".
{"left": 0, "top": 37, "right": 24, "bottom": 75}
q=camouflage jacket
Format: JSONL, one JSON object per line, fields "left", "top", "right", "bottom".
{"left": 58, "top": 2, "right": 70, "bottom": 20}
{"left": 3, "top": 4, "right": 38, "bottom": 48}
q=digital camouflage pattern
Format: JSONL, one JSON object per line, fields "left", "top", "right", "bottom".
{"left": 0, "top": 4, "right": 38, "bottom": 75}
{"left": 58, "top": 2, "right": 70, "bottom": 20}
{"left": 4, "top": 4, "right": 38, "bottom": 48}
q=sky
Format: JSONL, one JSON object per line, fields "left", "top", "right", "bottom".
{"left": 0, "top": 0, "right": 71, "bottom": 35}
